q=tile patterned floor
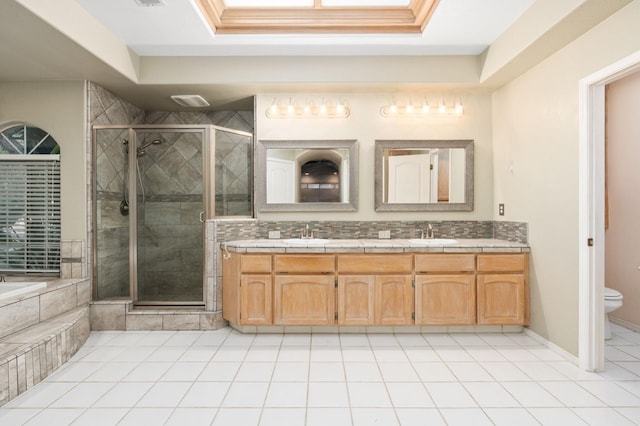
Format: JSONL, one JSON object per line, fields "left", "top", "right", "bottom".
{"left": 2, "top": 324, "right": 640, "bottom": 425}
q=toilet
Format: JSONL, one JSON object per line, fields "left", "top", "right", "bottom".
{"left": 605, "top": 287, "right": 624, "bottom": 340}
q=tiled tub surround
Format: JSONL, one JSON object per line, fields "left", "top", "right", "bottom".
{"left": 60, "top": 239, "right": 87, "bottom": 280}
{"left": 0, "top": 278, "right": 91, "bottom": 405}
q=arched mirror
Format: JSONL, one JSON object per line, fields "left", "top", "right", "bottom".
{"left": 256, "top": 139, "right": 358, "bottom": 212}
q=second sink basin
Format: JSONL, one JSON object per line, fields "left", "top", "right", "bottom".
{"left": 283, "top": 238, "right": 329, "bottom": 245}
{"left": 408, "top": 238, "right": 458, "bottom": 245}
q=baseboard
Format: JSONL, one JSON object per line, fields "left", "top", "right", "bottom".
{"left": 609, "top": 316, "right": 640, "bottom": 333}
{"left": 523, "top": 328, "right": 579, "bottom": 364}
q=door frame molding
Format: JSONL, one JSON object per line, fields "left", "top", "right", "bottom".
{"left": 578, "top": 49, "right": 640, "bottom": 370}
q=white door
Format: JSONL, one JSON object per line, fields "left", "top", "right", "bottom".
{"left": 266, "top": 158, "right": 295, "bottom": 203}
{"left": 388, "top": 153, "right": 431, "bottom": 203}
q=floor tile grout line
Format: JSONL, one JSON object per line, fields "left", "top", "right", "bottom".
{"left": 7, "top": 327, "right": 640, "bottom": 425}
{"left": 209, "top": 330, "right": 252, "bottom": 424}
{"left": 255, "top": 332, "right": 286, "bottom": 426}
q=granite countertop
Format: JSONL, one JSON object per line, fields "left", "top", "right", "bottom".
{"left": 223, "top": 238, "right": 529, "bottom": 253}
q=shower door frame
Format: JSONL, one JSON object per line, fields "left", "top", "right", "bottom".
{"left": 92, "top": 124, "right": 254, "bottom": 308}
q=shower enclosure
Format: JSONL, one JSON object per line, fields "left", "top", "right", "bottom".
{"left": 93, "top": 125, "right": 252, "bottom": 306}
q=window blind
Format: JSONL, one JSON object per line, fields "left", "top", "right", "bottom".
{"left": 0, "top": 159, "right": 61, "bottom": 273}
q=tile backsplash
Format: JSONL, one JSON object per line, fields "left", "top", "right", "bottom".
{"left": 214, "top": 219, "right": 527, "bottom": 243}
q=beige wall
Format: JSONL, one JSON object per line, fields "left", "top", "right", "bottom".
{"left": 256, "top": 92, "right": 493, "bottom": 222}
{"left": 0, "top": 81, "right": 87, "bottom": 240}
{"left": 605, "top": 70, "right": 640, "bottom": 326}
{"left": 492, "top": 0, "right": 640, "bottom": 354}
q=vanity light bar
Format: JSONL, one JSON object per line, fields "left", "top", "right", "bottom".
{"left": 266, "top": 98, "right": 350, "bottom": 119}
{"left": 380, "top": 98, "right": 464, "bottom": 118}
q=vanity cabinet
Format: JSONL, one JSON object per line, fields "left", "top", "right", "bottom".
{"left": 222, "top": 254, "right": 272, "bottom": 325}
{"left": 476, "top": 254, "right": 528, "bottom": 325}
{"left": 273, "top": 255, "right": 335, "bottom": 326}
{"left": 222, "top": 250, "right": 529, "bottom": 329}
{"left": 414, "top": 254, "right": 476, "bottom": 325}
{"left": 337, "top": 255, "right": 413, "bottom": 326}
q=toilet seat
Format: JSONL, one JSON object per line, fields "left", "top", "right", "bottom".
{"left": 605, "top": 287, "right": 623, "bottom": 300}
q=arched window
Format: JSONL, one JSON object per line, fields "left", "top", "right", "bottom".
{"left": 0, "top": 124, "right": 61, "bottom": 274}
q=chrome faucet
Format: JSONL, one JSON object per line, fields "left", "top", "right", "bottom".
{"left": 301, "top": 224, "right": 314, "bottom": 239}
{"left": 421, "top": 224, "right": 435, "bottom": 239}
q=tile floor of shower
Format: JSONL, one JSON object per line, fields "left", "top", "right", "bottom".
{"left": 2, "top": 324, "right": 640, "bottom": 425}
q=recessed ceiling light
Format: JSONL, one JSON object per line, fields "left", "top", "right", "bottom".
{"left": 134, "top": 0, "right": 166, "bottom": 7}
{"left": 170, "top": 95, "right": 210, "bottom": 108}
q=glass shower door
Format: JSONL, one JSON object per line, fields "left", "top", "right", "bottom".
{"left": 94, "top": 127, "right": 130, "bottom": 299}
{"left": 134, "top": 129, "right": 204, "bottom": 304}
{"left": 94, "top": 124, "right": 253, "bottom": 307}
{"left": 214, "top": 128, "right": 253, "bottom": 217}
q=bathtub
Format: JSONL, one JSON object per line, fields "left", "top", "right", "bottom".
{"left": 0, "top": 281, "right": 47, "bottom": 300}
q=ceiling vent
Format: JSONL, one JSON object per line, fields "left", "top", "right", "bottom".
{"left": 170, "top": 95, "right": 211, "bottom": 108}
{"left": 135, "top": 0, "right": 166, "bottom": 7}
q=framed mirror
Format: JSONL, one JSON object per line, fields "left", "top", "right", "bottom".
{"left": 256, "top": 139, "right": 358, "bottom": 212}
{"left": 375, "top": 139, "right": 474, "bottom": 212}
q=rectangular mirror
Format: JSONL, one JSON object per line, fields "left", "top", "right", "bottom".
{"left": 257, "top": 139, "right": 358, "bottom": 212}
{"left": 375, "top": 139, "right": 474, "bottom": 211}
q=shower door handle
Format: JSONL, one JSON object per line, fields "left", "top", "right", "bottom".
{"left": 199, "top": 211, "right": 205, "bottom": 223}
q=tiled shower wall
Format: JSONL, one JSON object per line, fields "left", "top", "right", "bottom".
{"left": 89, "top": 82, "right": 254, "bottom": 304}
{"left": 89, "top": 83, "right": 145, "bottom": 296}
{"left": 145, "top": 110, "right": 254, "bottom": 217}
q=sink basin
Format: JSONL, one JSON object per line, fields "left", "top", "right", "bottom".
{"left": 408, "top": 238, "right": 458, "bottom": 245}
{"left": 282, "top": 238, "right": 329, "bottom": 245}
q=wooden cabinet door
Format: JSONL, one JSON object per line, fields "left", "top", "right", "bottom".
{"left": 375, "top": 275, "right": 413, "bottom": 325}
{"left": 274, "top": 275, "right": 335, "bottom": 326}
{"left": 477, "top": 274, "right": 525, "bottom": 325}
{"left": 338, "top": 276, "right": 375, "bottom": 325}
{"left": 239, "top": 274, "right": 272, "bottom": 325}
{"left": 415, "top": 275, "right": 475, "bottom": 325}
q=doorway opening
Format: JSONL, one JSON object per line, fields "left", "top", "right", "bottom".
{"left": 579, "top": 50, "right": 640, "bottom": 370}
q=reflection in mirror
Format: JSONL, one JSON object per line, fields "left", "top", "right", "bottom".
{"left": 375, "top": 140, "right": 473, "bottom": 212}
{"left": 257, "top": 140, "right": 358, "bottom": 212}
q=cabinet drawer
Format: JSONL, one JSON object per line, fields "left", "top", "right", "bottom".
{"left": 337, "top": 255, "right": 413, "bottom": 274}
{"left": 274, "top": 255, "right": 335, "bottom": 273}
{"left": 477, "top": 254, "right": 526, "bottom": 272}
{"left": 241, "top": 255, "right": 272, "bottom": 273}
{"left": 415, "top": 254, "right": 475, "bottom": 273}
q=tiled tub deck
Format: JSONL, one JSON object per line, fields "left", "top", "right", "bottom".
{"left": 0, "top": 278, "right": 90, "bottom": 405}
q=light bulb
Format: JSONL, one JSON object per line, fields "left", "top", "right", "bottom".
{"left": 406, "top": 103, "right": 413, "bottom": 114}
{"left": 304, "top": 103, "right": 311, "bottom": 114}
{"left": 422, "top": 101, "right": 430, "bottom": 114}
{"left": 336, "top": 102, "right": 345, "bottom": 114}
{"left": 269, "top": 101, "right": 278, "bottom": 115}
{"left": 390, "top": 103, "right": 397, "bottom": 114}
{"left": 438, "top": 99, "right": 447, "bottom": 114}
{"left": 287, "top": 103, "right": 294, "bottom": 115}
{"left": 454, "top": 100, "right": 463, "bottom": 116}
{"left": 320, "top": 103, "right": 327, "bottom": 114}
